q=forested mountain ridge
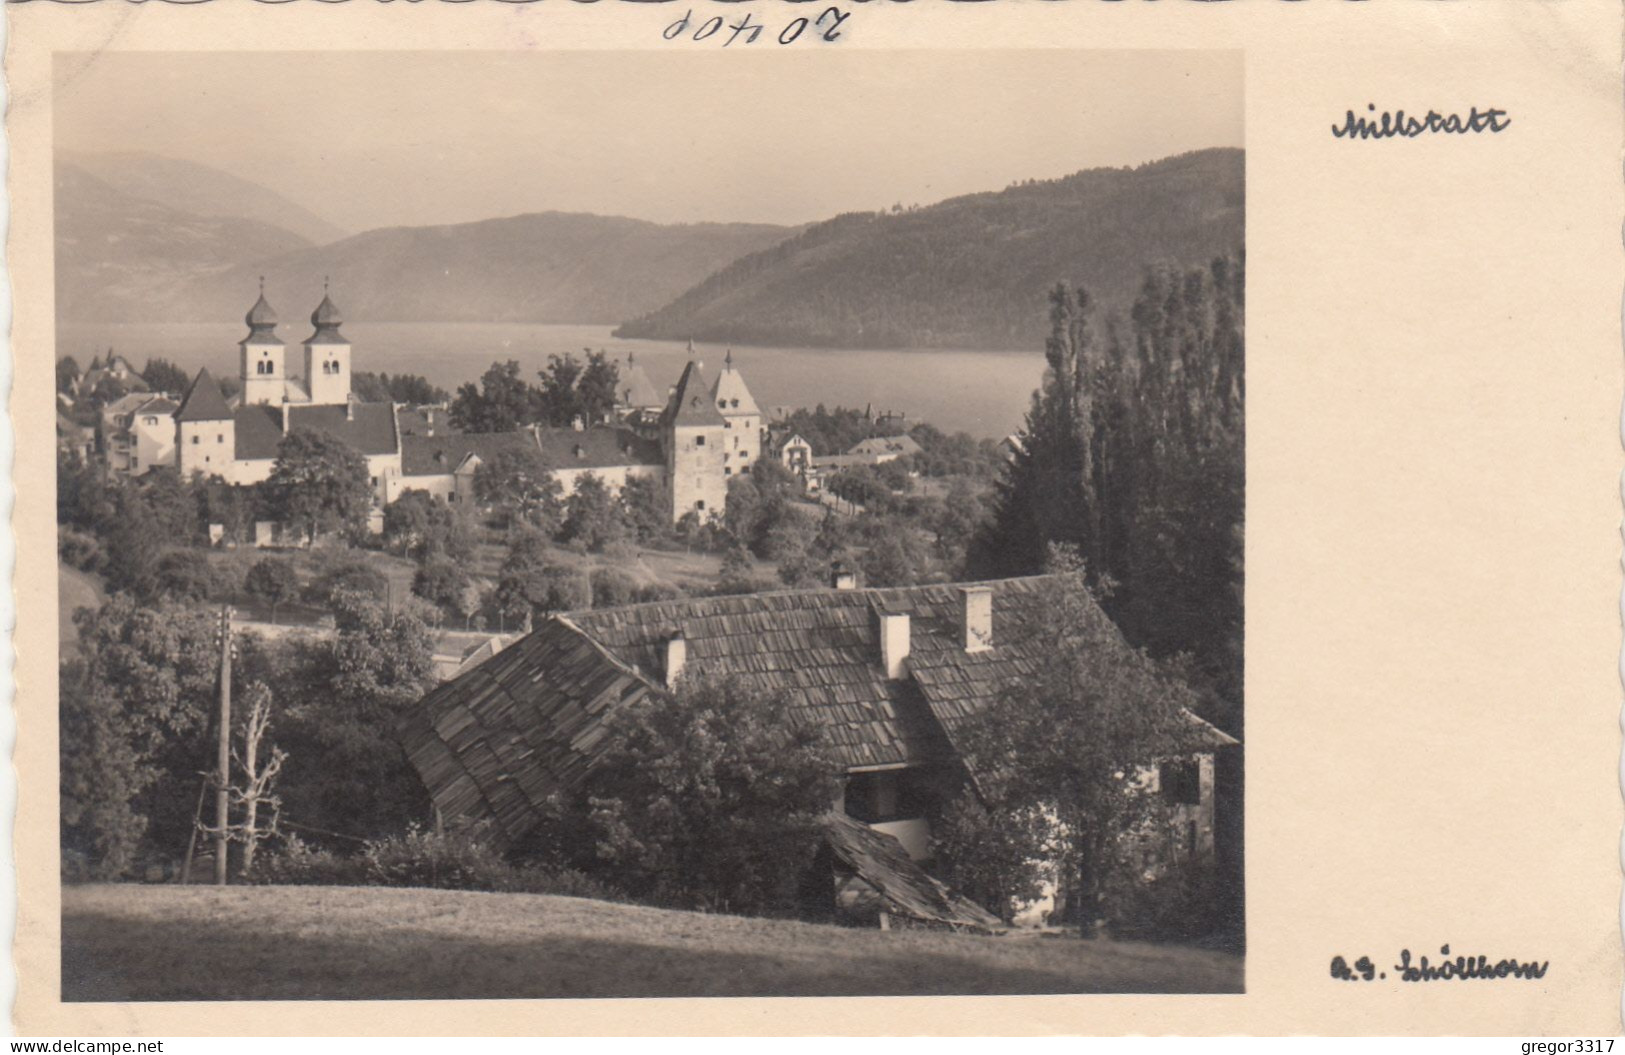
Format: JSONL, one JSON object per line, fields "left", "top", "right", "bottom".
{"left": 178, "top": 212, "right": 799, "bottom": 326}
{"left": 615, "top": 148, "right": 1243, "bottom": 350}
{"left": 55, "top": 157, "right": 800, "bottom": 325}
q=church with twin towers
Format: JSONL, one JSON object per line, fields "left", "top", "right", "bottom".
{"left": 165, "top": 283, "right": 763, "bottom": 524}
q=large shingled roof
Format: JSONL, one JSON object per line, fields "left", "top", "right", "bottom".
{"left": 232, "top": 401, "right": 400, "bottom": 461}
{"left": 537, "top": 426, "right": 663, "bottom": 470}
{"left": 398, "top": 575, "right": 1236, "bottom": 846}
{"left": 401, "top": 430, "right": 542, "bottom": 477}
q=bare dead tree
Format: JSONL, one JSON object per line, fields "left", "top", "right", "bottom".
{"left": 195, "top": 680, "right": 288, "bottom": 879}
{"left": 231, "top": 680, "right": 287, "bottom": 877}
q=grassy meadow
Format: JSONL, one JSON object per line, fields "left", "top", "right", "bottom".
{"left": 62, "top": 884, "right": 1244, "bottom": 1001}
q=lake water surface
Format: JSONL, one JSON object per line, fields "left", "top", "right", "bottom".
{"left": 58, "top": 322, "right": 1044, "bottom": 440}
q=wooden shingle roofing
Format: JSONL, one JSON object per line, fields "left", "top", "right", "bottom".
{"left": 398, "top": 575, "right": 1236, "bottom": 846}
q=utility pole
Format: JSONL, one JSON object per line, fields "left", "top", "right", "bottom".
{"left": 214, "top": 606, "right": 233, "bottom": 886}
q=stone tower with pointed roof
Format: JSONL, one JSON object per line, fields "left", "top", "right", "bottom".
{"left": 174, "top": 367, "right": 236, "bottom": 478}
{"left": 711, "top": 349, "right": 762, "bottom": 481}
{"left": 239, "top": 282, "right": 287, "bottom": 407}
{"left": 661, "top": 354, "right": 728, "bottom": 522}
{"left": 303, "top": 283, "right": 352, "bottom": 406}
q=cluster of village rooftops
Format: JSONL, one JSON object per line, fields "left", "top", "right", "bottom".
{"left": 71, "top": 289, "right": 1238, "bottom": 924}
{"left": 85, "top": 288, "right": 927, "bottom": 525}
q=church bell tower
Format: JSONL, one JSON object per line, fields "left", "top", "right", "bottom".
{"left": 239, "top": 280, "right": 287, "bottom": 406}
{"left": 303, "top": 280, "right": 352, "bottom": 406}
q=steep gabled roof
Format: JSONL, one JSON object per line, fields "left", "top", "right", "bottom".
{"left": 661, "top": 360, "right": 727, "bottom": 429}
{"left": 174, "top": 368, "right": 233, "bottom": 423}
{"left": 618, "top": 356, "right": 662, "bottom": 410}
{"left": 710, "top": 354, "right": 761, "bottom": 417}
{"left": 399, "top": 616, "right": 661, "bottom": 842}
{"left": 399, "top": 574, "right": 1237, "bottom": 847}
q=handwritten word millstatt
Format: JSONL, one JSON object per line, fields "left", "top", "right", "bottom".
{"left": 663, "top": 7, "right": 849, "bottom": 46}
{"left": 1332, "top": 104, "right": 1510, "bottom": 140}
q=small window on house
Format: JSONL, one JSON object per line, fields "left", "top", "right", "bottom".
{"left": 731, "top": 399, "right": 739, "bottom": 408}
{"left": 695, "top": 435, "right": 706, "bottom": 447}
{"left": 718, "top": 399, "right": 727, "bottom": 409}
{"left": 1161, "top": 759, "right": 1202, "bottom": 806}
{"left": 695, "top": 500, "right": 705, "bottom": 511}
{"left": 740, "top": 465, "right": 751, "bottom": 475}
{"left": 724, "top": 467, "right": 732, "bottom": 476}
{"left": 191, "top": 436, "right": 200, "bottom": 445}
{"left": 217, "top": 434, "right": 224, "bottom": 443}
{"left": 371, "top": 476, "right": 379, "bottom": 487}
{"left": 740, "top": 450, "right": 749, "bottom": 459}
{"left": 844, "top": 770, "right": 931, "bottom": 824}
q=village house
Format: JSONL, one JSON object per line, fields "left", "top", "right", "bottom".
{"left": 74, "top": 353, "right": 149, "bottom": 400}
{"left": 98, "top": 392, "right": 178, "bottom": 477}
{"left": 163, "top": 288, "right": 766, "bottom": 526}
{"left": 847, "top": 434, "right": 922, "bottom": 464}
{"left": 774, "top": 431, "right": 921, "bottom": 492}
{"left": 398, "top": 572, "right": 1236, "bottom": 922}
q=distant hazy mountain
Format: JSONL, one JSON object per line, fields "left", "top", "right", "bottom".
{"left": 173, "top": 213, "right": 799, "bottom": 326}
{"left": 63, "top": 152, "right": 348, "bottom": 246}
{"left": 54, "top": 162, "right": 315, "bottom": 323}
{"left": 615, "top": 148, "right": 1245, "bottom": 350}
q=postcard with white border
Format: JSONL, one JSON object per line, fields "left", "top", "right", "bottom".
{"left": 7, "top": 0, "right": 1621, "bottom": 1036}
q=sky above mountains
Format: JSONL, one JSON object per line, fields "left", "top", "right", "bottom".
{"left": 54, "top": 49, "right": 1242, "bottom": 232}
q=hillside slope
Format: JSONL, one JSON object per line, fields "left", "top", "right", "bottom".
{"left": 54, "top": 163, "right": 314, "bottom": 323}
{"left": 62, "top": 884, "right": 1242, "bottom": 1000}
{"left": 63, "top": 151, "right": 348, "bottom": 245}
{"left": 616, "top": 148, "right": 1244, "bottom": 350}
{"left": 173, "top": 212, "right": 799, "bottom": 325}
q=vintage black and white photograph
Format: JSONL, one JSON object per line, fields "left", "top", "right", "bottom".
{"left": 52, "top": 49, "right": 1245, "bottom": 1000}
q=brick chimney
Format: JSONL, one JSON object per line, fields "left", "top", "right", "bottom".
{"left": 664, "top": 629, "right": 687, "bottom": 689}
{"left": 878, "top": 610, "right": 910, "bottom": 679}
{"left": 960, "top": 586, "right": 993, "bottom": 653}
{"left": 831, "top": 561, "right": 857, "bottom": 591}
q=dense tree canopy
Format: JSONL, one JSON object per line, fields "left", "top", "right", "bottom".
{"left": 266, "top": 429, "right": 373, "bottom": 542}
{"left": 968, "top": 258, "right": 1244, "bottom": 719}
{"left": 351, "top": 371, "right": 449, "bottom": 406}
{"left": 140, "top": 357, "right": 190, "bottom": 396}
{"left": 474, "top": 445, "right": 563, "bottom": 533}
{"left": 569, "top": 675, "right": 838, "bottom": 916}
{"left": 450, "top": 361, "right": 541, "bottom": 434}
{"left": 60, "top": 597, "right": 219, "bottom": 879}
{"left": 934, "top": 553, "right": 1199, "bottom": 926}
